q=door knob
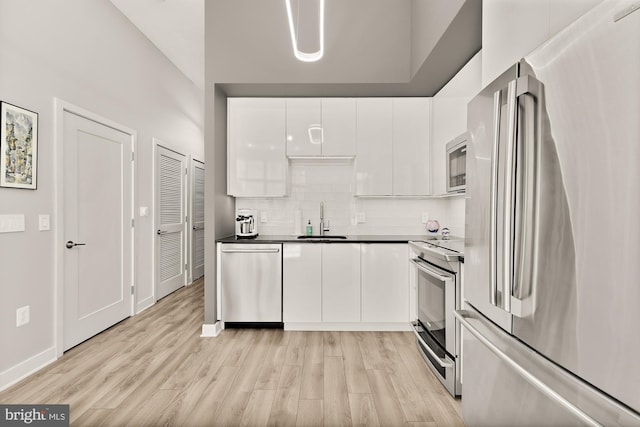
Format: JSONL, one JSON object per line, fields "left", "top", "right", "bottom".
{"left": 66, "top": 241, "right": 86, "bottom": 249}
{"left": 157, "top": 229, "right": 168, "bottom": 235}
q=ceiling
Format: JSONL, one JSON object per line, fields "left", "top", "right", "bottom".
{"left": 109, "top": 0, "right": 205, "bottom": 89}
{"left": 110, "top": 0, "right": 481, "bottom": 97}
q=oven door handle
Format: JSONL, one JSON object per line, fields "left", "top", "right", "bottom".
{"left": 410, "top": 258, "right": 452, "bottom": 282}
{"left": 411, "top": 322, "right": 454, "bottom": 369}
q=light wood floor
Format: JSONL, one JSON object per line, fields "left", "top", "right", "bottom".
{"left": 0, "top": 279, "right": 465, "bottom": 426}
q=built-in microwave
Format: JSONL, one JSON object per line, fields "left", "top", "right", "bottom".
{"left": 446, "top": 133, "right": 467, "bottom": 193}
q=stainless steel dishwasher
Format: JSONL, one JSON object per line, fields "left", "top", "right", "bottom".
{"left": 220, "top": 243, "right": 282, "bottom": 326}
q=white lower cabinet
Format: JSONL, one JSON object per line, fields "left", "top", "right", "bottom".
{"left": 283, "top": 244, "right": 321, "bottom": 322}
{"left": 361, "top": 244, "right": 409, "bottom": 322}
{"left": 322, "top": 244, "right": 361, "bottom": 322}
{"left": 283, "top": 242, "right": 411, "bottom": 330}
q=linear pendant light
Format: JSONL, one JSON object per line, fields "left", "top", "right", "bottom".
{"left": 285, "top": 0, "right": 325, "bottom": 62}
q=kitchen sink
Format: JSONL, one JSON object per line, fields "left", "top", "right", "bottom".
{"left": 297, "top": 235, "right": 348, "bottom": 240}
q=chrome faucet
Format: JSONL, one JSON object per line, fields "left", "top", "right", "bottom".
{"left": 319, "top": 202, "right": 330, "bottom": 236}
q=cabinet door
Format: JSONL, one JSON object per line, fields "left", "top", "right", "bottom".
{"left": 286, "top": 98, "right": 322, "bottom": 157}
{"left": 321, "top": 98, "right": 356, "bottom": 157}
{"left": 392, "top": 98, "right": 431, "bottom": 196}
{"left": 361, "top": 244, "right": 409, "bottom": 322}
{"left": 283, "top": 243, "right": 322, "bottom": 322}
{"left": 322, "top": 244, "right": 361, "bottom": 322}
{"left": 355, "top": 98, "right": 393, "bottom": 195}
{"left": 431, "top": 98, "right": 468, "bottom": 195}
{"left": 227, "top": 98, "right": 287, "bottom": 196}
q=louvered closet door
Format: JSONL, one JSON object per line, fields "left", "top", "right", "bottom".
{"left": 156, "top": 146, "right": 186, "bottom": 300}
{"left": 191, "top": 159, "right": 205, "bottom": 280}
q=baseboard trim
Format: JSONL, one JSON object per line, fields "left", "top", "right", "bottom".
{"left": 0, "top": 346, "right": 57, "bottom": 392}
{"left": 136, "top": 295, "right": 155, "bottom": 314}
{"left": 284, "top": 322, "right": 413, "bottom": 332}
{"left": 201, "top": 321, "right": 223, "bottom": 337}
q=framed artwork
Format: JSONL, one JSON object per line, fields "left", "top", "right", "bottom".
{"left": 1, "top": 102, "right": 38, "bottom": 189}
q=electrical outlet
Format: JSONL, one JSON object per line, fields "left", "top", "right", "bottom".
{"left": 421, "top": 212, "right": 429, "bottom": 224}
{"left": 16, "top": 305, "right": 30, "bottom": 327}
{"left": 356, "top": 212, "right": 366, "bottom": 224}
{"left": 260, "top": 211, "right": 268, "bottom": 223}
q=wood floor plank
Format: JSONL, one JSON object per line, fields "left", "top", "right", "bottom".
{"left": 215, "top": 330, "right": 272, "bottom": 425}
{"left": 349, "top": 393, "right": 381, "bottom": 427}
{"left": 284, "top": 331, "right": 307, "bottom": 366}
{"left": 296, "top": 399, "right": 323, "bottom": 427}
{"left": 340, "top": 332, "right": 371, "bottom": 394}
{"left": 255, "top": 333, "right": 288, "bottom": 390}
{"left": 358, "top": 332, "right": 387, "bottom": 370}
{"left": 366, "top": 369, "right": 408, "bottom": 426}
{"left": 172, "top": 365, "right": 239, "bottom": 426}
{"left": 299, "top": 332, "right": 324, "bottom": 400}
{"left": 323, "top": 356, "right": 352, "bottom": 427}
{"left": 267, "top": 365, "right": 302, "bottom": 427}
{"left": 323, "top": 331, "right": 343, "bottom": 357}
{"left": 122, "top": 388, "right": 182, "bottom": 427}
{"left": 241, "top": 389, "right": 277, "bottom": 427}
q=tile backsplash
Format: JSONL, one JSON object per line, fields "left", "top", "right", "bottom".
{"left": 235, "top": 160, "right": 465, "bottom": 237}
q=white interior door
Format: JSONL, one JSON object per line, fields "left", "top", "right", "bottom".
{"left": 63, "top": 111, "right": 133, "bottom": 351}
{"left": 191, "top": 159, "right": 205, "bottom": 280}
{"left": 156, "top": 145, "right": 186, "bottom": 300}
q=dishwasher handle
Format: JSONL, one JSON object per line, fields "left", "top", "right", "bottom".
{"left": 221, "top": 248, "right": 280, "bottom": 254}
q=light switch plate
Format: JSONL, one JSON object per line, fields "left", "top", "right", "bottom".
{"left": 139, "top": 206, "right": 149, "bottom": 217}
{"left": 260, "top": 211, "right": 268, "bottom": 223}
{"left": 421, "top": 212, "right": 429, "bottom": 224}
{"left": 356, "top": 212, "right": 366, "bottom": 223}
{"left": 16, "top": 305, "right": 30, "bottom": 327}
{"left": 39, "top": 214, "right": 50, "bottom": 231}
{"left": 0, "top": 214, "right": 25, "bottom": 233}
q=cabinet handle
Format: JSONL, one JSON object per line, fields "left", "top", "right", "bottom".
{"left": 221, "top": 249, "right": 280, "bottom": 254}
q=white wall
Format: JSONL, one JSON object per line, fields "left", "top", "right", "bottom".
{"left": 482, "top": 0, "right": 604, "bottom": 86}
{"left": 0, "top": 0, "right": 203, "bottom": 388}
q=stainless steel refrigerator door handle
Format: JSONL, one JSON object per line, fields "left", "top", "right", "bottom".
{"left": 512, "top": 75, "right": 542, "bottom": 318}
{"left": 490, "top": 89, "right": 502, "bottom": 308}
{"left": 455, "top": 309, "right": 602, "bottom": 427}
{"left": 221, "top": 248, "right": 280, "bottom": 254}
{"left": 502, "top": 79, "right": 518, "bottom": 314}
{"left": 411, "top": 258, "right": 453, "bottom": 282}
{"left": 411, "top": 323, "right": 454, "bottom": 369}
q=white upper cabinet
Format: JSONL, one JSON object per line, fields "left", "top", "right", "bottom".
{"left": 356, "top": 98, "right": 431, "bottom": 196}
{"left": 286, "top": 98, "right": 356, "bottom": 157}
{"left": 286, "top": 98, "right": 322, "bottom": 157}
{"left": 321, "top": 98, "right": 357, "bottom": 157}
{"left": 227, "top": 98, "right": 287, "bottom": 197}
{"left": 355, "top": 98, "right": 394, "bottom": 196}
{"left": 392, "top": 98, "right": 431, "bottom": 196}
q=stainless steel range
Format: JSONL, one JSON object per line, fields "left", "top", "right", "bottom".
{"left": 409, "top": 239, "right": 463, "bottom": 397}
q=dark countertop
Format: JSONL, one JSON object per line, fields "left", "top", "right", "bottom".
{"left": 216, "top": 234, "right": 440, "bottom": 244}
